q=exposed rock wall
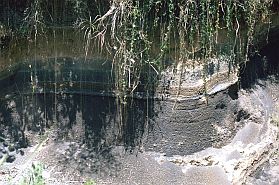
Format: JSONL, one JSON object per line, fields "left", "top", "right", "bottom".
{"left": 159, "top": 56, "right": 238, "bottom": 98}
{"left": 145, "top": 85, "right": 240, "bottom": 156}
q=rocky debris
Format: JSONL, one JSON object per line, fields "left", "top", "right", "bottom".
{"left": 48, "top": 84, "right": 277, "bottom": 185}
{"left": 151, "top": 81, "right": 279, "bottom": 185}
{"left": 18, "top": 149, "right": 24, "bottom": 156}
{"left": 8, "top": 145, "right": 15, "bottom": 152}
{"left": 246, "top": 149, "right": 279, "bottom": 185}
{"left": 6, "top": 154, "right": 15, "bottom": 163}
{"left": 0, "top": 140, "right": 26, "bottom": 164}
{"left": 0, "top": 71, "right": 277, "bottom": 185}
{"left": 150, "top": 116, "right": 277, "bottom": 184}
{"left": 58, "top": 142, "right": 124, "bottom": 178}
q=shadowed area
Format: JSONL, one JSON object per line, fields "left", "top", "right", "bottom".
{"left": 0, "top": 57, "right": 157, "bottom": 167}
{"left": 240, "top": 29, "right": 279, "bottom": 88}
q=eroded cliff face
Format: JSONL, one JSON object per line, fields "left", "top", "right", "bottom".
{"left": 1, "top": 77, "right": 277, "bottom": 185}
{"left": 0, "top": 11, "right": 278, "bottom": 156}
{"left": 0, "top": 4, "right": 278, "bottom": 185}
{"left": 0, "top": 56, "right": 240, "bottom": 156}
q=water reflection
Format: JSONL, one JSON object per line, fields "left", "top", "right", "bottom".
{"left": 0, "top": 57, "right": 156, "bottom": 153}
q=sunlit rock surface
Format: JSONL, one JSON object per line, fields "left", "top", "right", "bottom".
{"left": 159, "top": 56, "right": 238, "bottom": 98}
{"left": 150, "top": 80, "right": 278, "bottom": 185}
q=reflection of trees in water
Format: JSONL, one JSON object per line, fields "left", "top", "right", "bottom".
{"left": 0, "top": 90, "right": 156, "bottom": 151}
{"left": 0, "top": 57, "right": 157, "bottom": 169}
{"left": 0, "top": 94, "right": 28, "bottom": 148}
{"left": 82, "top": 96, "right": 156, "bottom": 151}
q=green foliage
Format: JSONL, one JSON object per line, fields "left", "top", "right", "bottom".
{"left": 2, "top": 0, "right": 274, "bottom": 97}
{"left": 76, "top": 15, "right": 96, "bottom": 57}
{"left": 67, "top": 0, "right": 89, "bottom": 18}
{"left": 76, "top": 0, "right": 272, "bottom": 93}
{"left": 83, "top": 179, "right": 96, "bottom": 185}
{"left": 7, "top": 0, "right": 272, "bottom": 74}
{"left": 20, "top": 163, "right": 45, "bottom": 185}
{"left": 0, "top": 23, "right": 8, "bottom": 37}
{"left": 68, "top": 1, "right": 274, "bottom": 126}
{"left": 20, "top": 0, "right": 45, "bottom": 38}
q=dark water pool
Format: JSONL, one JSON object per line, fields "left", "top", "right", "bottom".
{"left": 0, "top": 58, "right": 157, "bottom": 155}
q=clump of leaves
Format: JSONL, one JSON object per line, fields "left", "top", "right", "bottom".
{"left": 20, "top": 0, "right": 45, "bottom": 39}
{"left": 75, "top": 0, "right": 273, "bottom": 97}
{"left": 83, "top": 179, "right": 96, "bottom": 185}
{"left": 20, "top": 163, "right": 45, "bottom": 185}
{"left": 0, "top": 23, "right": 10, "bottom": 37}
